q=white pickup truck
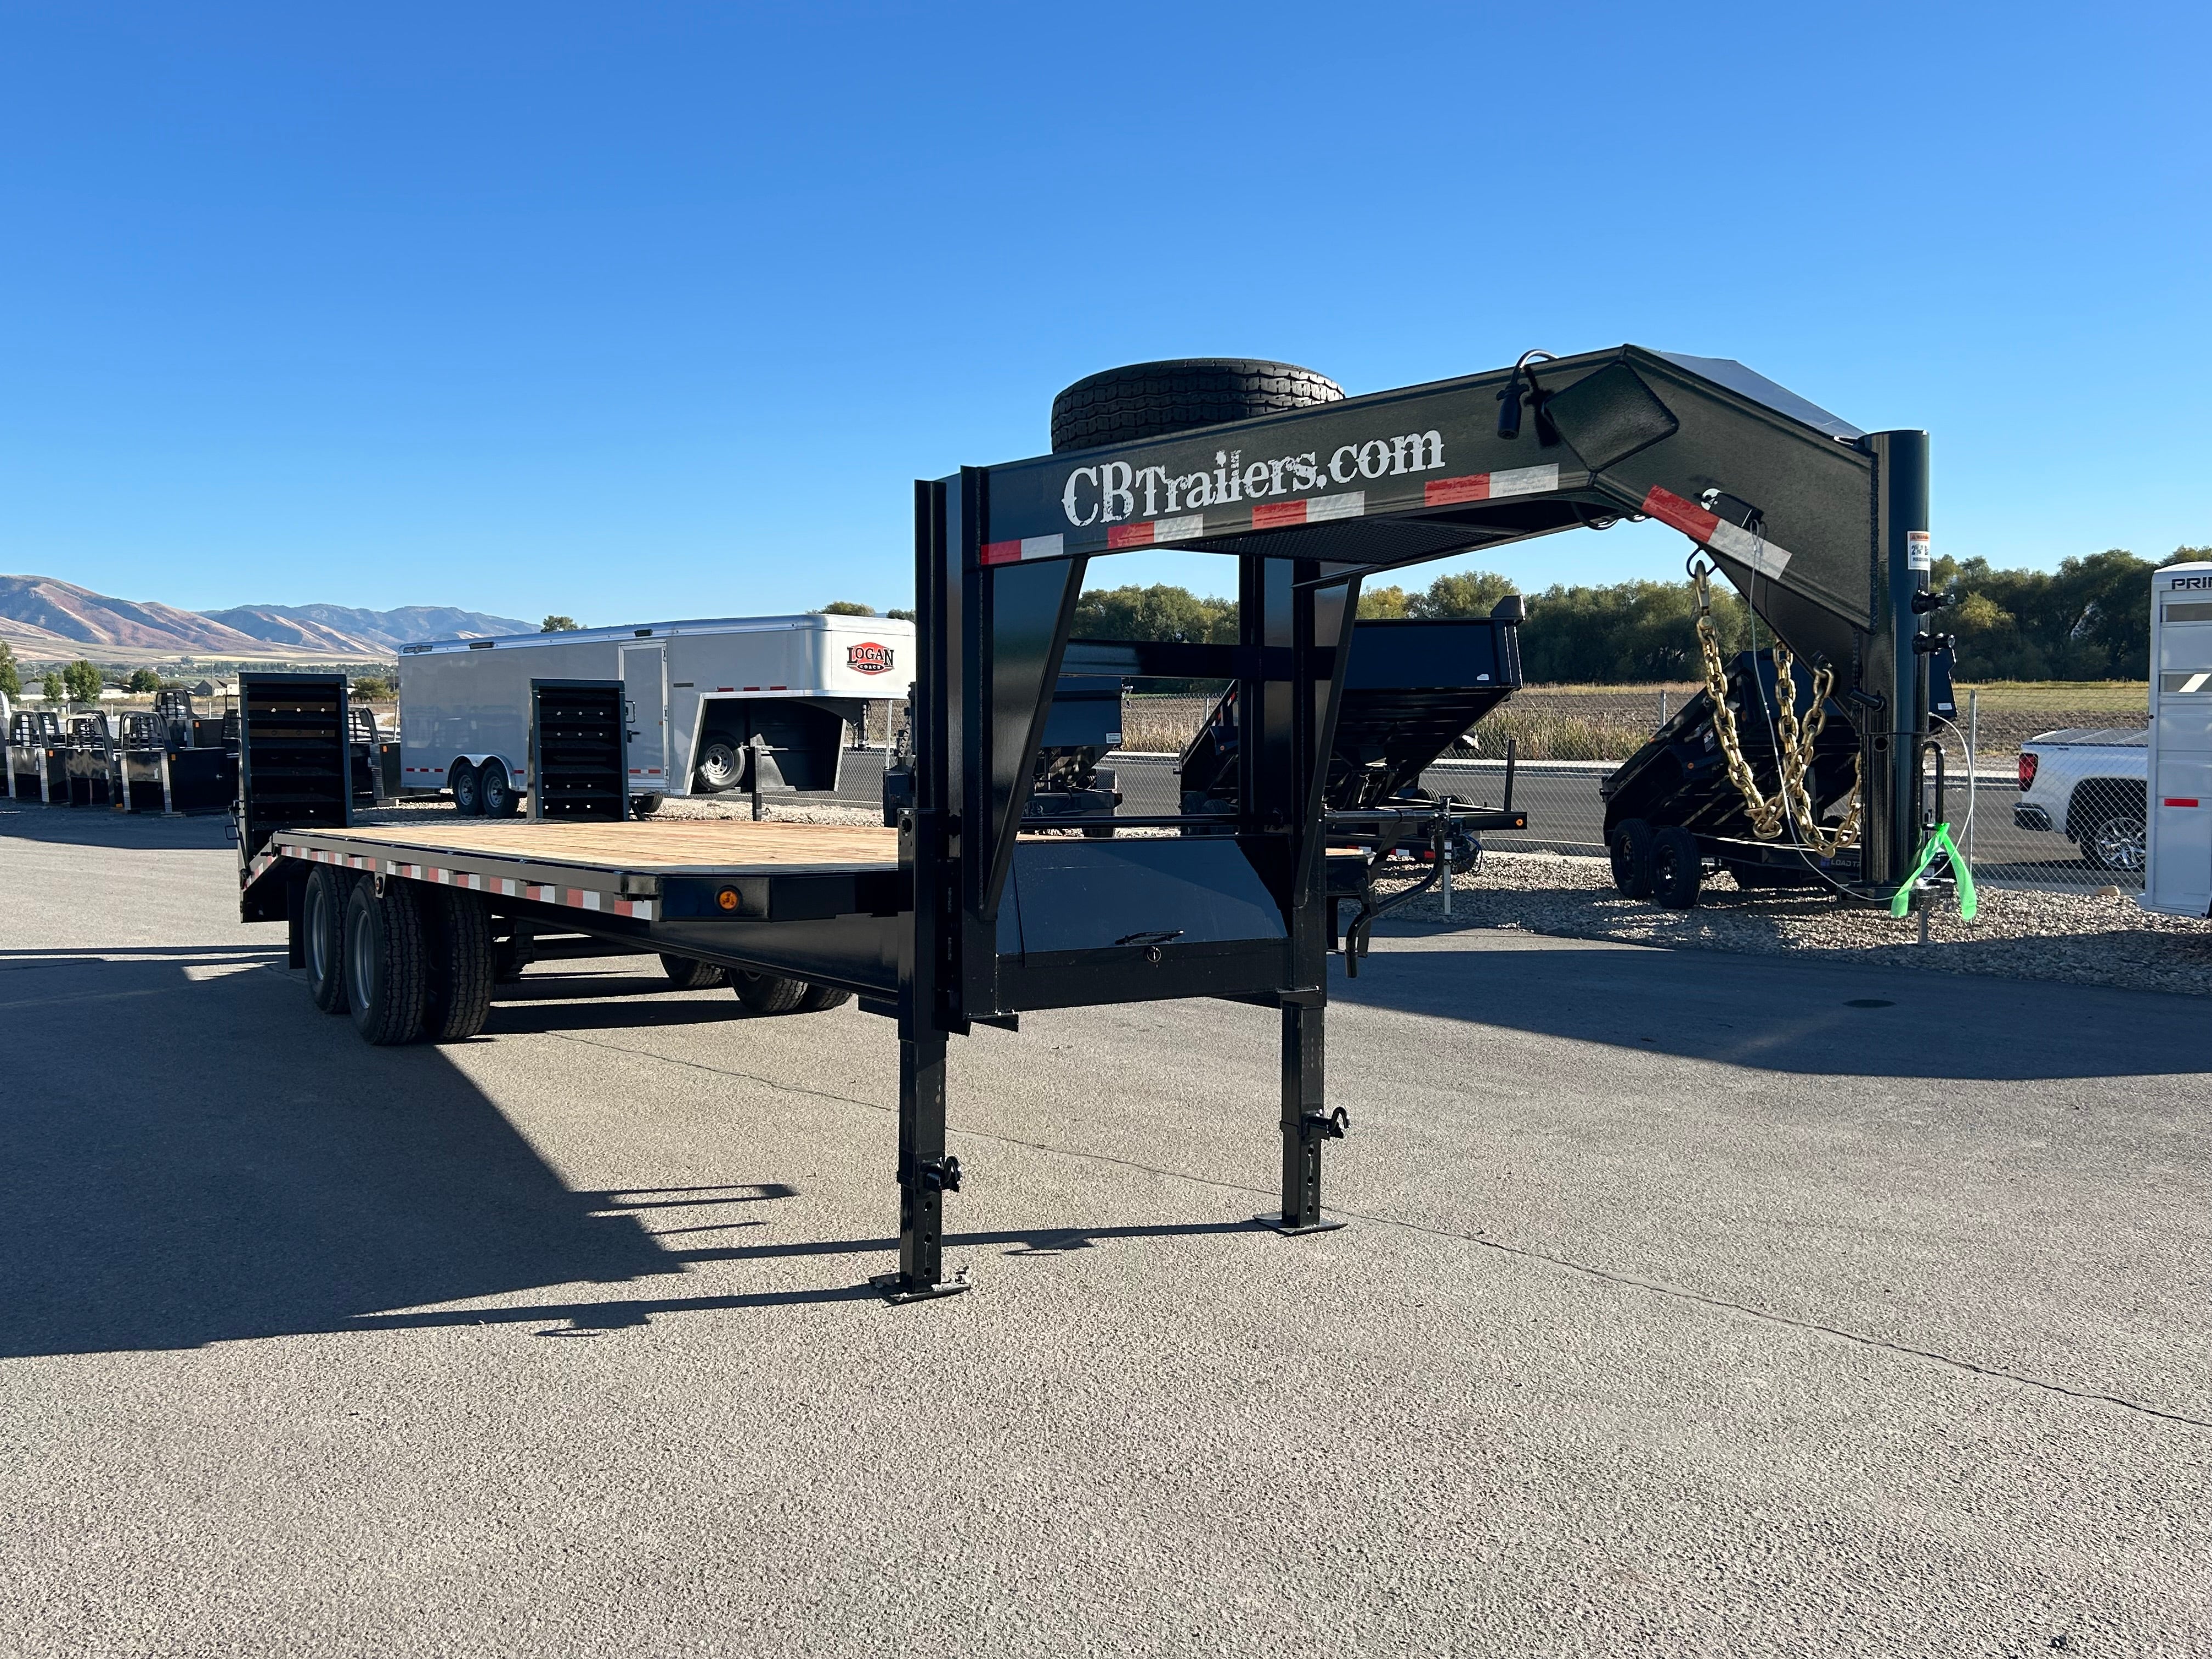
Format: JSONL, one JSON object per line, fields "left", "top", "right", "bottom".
{"left": 2013, "top": 727, "right": 2148, "bottom": 872}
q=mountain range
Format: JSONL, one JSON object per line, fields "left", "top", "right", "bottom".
{"left": 0, "top": 575, "right": 530, "bottom": 664}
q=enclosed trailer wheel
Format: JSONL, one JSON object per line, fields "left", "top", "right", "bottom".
{"left": 1609, "top": 818, "right": 1656, "bottom": 899}
{"left": 630, "top": 793, "right": 663, "bottom": 817}
{"left": 303, "top": 865, "right": 351, "bottom": 1014}
{"left": 344, "top": 879, "right": 430, "bottom": 1044}
{"left": 732, "top": 972, "right": 808, "bottom": 1014}
{"left": 449, "top": 761, "right": 483, "bottom": 817}
{"left": 479, "top": 760, "right": 521, "bottom": 818}
{"left": 1649, "top": 826, "right": 1704, "bottom": 910}
{"left": 422, "top": 887, "right": 495, "bottom": 1042}
{"left": 795, "top": 983, "right": 852, "bottom": 1012}
{"left": 661, "top": 953, "right": 727, "bottom": 990}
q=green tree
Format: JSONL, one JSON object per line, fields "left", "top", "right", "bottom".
{"left": 42, "top": 671, "right": 67, "bottom": 705}
{"left": 352, "top": 675, "right": 393, "bottom": 700}
{"left": 885, "top": 607, "right": 916, "bottom": 622}
{"left": 126, "top": 667, "right": 162, "bottom": 694}
{"left": 62, "top": 659, "right": 104, "bottom": 703}
{"left": 1072, "top": 583, "right": 1238, "bottom": 644}
{"left": 1356, "top": 585, "right": 1412, "bottom": 619}
{"left": 540, "top": 615, "right": 581, "bottom": 632}
{"left": 818, "top": 600, "right": 876, "bottom": 616}
{"left": 0, "top": 640, "right": 20, "bottom": 699}
{"left": 1409, "top": 570, "right": 1520, "bottom": 619}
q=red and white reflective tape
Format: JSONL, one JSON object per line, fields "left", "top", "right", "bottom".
{"left": 1640, "top": 486, "right": 1794, "bottom": 579}
{"left": 980, "top": 533, "right": 1066, "bottom": 567}
{"left": 270, "top": 843, "right": 656, "bottom": 920}
{"left": 1422, "top": 463, "right": 1560, "bottom": 507}
{"left": 1106, "top": 512, "right": 1207, "bottom": 549}
{"left": 1250, "top": 492, "right": 1366, "bottom": 531}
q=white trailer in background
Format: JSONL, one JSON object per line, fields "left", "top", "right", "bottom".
{"left": 2143, "top": 562, "right": 2212, "bottom": 918}
{"left": 396, "top": 613, "right": 913, "bottom": 815}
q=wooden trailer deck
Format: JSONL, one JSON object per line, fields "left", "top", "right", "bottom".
{"left": 302, "top": 817, "right": 902, "bottom": 876}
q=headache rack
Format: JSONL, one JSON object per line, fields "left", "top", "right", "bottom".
{"left": 235, "top": 345, "right": 1940, "bottom": 1302}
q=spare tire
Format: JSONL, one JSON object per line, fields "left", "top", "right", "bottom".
{"left": 1049, "top": 359, "right": 1344, "bottom": 454}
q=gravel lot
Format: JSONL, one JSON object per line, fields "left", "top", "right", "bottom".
{"left": 1373, "top": 851, "right": 2212, "bottom": 998}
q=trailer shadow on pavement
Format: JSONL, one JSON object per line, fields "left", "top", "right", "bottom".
{"left": 0, "top": 950, "right": 1244, "bottom": 1360}
{"left": 1336, "top": 930, "right": 2212, "bottom": 1082}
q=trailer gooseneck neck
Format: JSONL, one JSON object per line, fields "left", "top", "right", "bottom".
{"left": 239, "top": 346, "right": 1933, "bottom": 1302}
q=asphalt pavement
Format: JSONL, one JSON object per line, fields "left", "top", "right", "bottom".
{"left": 3, "top": 800, "right": 2207, "bottom": 1657}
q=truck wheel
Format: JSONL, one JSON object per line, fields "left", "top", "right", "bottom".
{"left": 450, "top": 761, "right": 482, "bottom": 817}
{"left": 732, "top": 971, "right": 808, "bottom": 1014}
{"left": 695, "top": 735, "right": 742, "bottom": 793}
{"left": 344, "top": 879, "right": 428, "bottom": 1045}
{"left": 2081, "top": 810, "right": 2147, "bottom": 872}
{"left": 422, "top": 887, "right": 495, "bottom": 1042}
{"left": 480, "top": 760, "right": 521, "bottom": 818}
{"left": 1650, "top": 826, "right": 1704, "bottom": 909}
{"left": 303, "top": 865, "right": 351, "bottom": 1014}
{"left": 661, "top": 953, "right": 726, "bottom": 990}
{"left": 795, "top": 983, "right": 852, "bottom": 1012}
{"left": 1051, "top": 360, "right": 1344, "bottom": 453}
{"left": 1609, "top": 819, "right": 1656, "bottom": 898}
{"left": 630, "top": 793, "right": 663, "bottom": 817}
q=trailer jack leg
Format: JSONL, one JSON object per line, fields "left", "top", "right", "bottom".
{"left": 874, "top": 1028, "right": 973, "bottom": 1304}
{"left": 1262, "top": 1003, "right": 1348, "bottom": 1236}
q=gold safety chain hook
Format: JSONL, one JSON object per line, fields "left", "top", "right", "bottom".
{"left": 1689, "top": 560, "right": 1860, "bottom": 858}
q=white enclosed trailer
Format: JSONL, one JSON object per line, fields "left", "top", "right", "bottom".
{"left": 2143, "top": 562, "right": 2212, "bottom": 918}
{"left": 397, "top": 613, "right": 913, "bottom": 814}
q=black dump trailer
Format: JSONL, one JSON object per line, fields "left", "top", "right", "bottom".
{"left": 234, "top": 347, "right": 1942, "bottom": 1301}
{"left": 1170, "top": 602, "right": 1530, "bottom": 963}
{"left": 1601, "top": 646, "right": 1960, "bottom": 905}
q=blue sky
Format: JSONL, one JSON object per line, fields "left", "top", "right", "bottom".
{"left": 1, "top": 2, "right": 2204, "bottom": 623}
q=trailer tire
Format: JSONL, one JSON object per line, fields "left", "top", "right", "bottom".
{"left": 450, "top": 761, "right": 483, "bottom": 817}
{"left": 795, "top": 983, "right": 851, "bottom": 1012}
{"left": 303, "top": 865, "right": 351, "bottom": 1014}
{"left": 344, "top": 879, "right": 429, "bottom": 1045}
{"left": 732, "top": 971, "right": 809, "bottom": 1014}
{"left": 423, "top": 887, "right": 495, "bottom": 1042}
{"left": 1609, "top": 818, "right": 1656, "bottom": 899}
{"left": 1650, "top": 826, "right": 1704, "bottom": 910}
{"left": 695, "top": 735, "right": 742, "bottom": 794}
{"left": 1049, "top": 359, "right": 1346, "bottom": 453}
{"left": 480, "top": 760, "right": 521, "bottom": 818}
{"left": 661, "top": 953, "right": 727, "bottom": 990}
{"left": 630, "top": 793, "right": 663, "bottom": 817}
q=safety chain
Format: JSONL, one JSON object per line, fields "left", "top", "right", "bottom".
{"left": 1690, "top": 563, "right": 1861, "bottom": 857}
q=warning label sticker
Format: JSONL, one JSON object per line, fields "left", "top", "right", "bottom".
{"left": 1907, "top": 531, "right": 1932, "bottom": 572}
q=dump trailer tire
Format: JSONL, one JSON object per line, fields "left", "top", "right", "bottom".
{"left": 732, "top": 971, "right": 809, "bottom": 1014}
{"left": 1650, "top": 826, "right": 1704, "bottom": 910}
{"left": 449, "top": 761, "right": 482, "bottom": 817}
{"left": 695, "top": 735, "right": 742, "bottom": 793}
{"left": 795, "top": 983, "right": 852, "bottom": 1012}
{"left": 630, "top": 793, "right": 663, "bottom": 817}
{"left": 344, "top": 879, "right": 429, "bottom": 1045}
{"left": 1609, "top": 818, "right": 1656, "bottom": 899}
{"left": 1049, "top": 359, "right": 1345, "bottom": 453}
{"left": 661, "top": 953, "right": 727, "bottom": 991}
{"left": 423, "top": 887, "right": 495, "bottom": 1042}
{"left": 303, "top": 865, "right": 351, "bottom": 1014}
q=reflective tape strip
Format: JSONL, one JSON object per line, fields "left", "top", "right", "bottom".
{"left": 980, "top": 533, "right": 1066, "bottom": 566}
{"left": 2164, "top": 797, "right": 2201, "bottom": 808}
{"left": 1641, "top": 485, "right": 1794, "bottom": 580}
{"left": 1106, "top": 512, "right": 1205, "bottom": 549}
{"left": 269, "top": 844, "right": 655, "bottom": 920}
{"left": 1423, "top": 464, "right": 1559, "bottom": 506}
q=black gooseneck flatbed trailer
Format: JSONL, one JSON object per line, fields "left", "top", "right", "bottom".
{"left": 234, "top": 346, "right": 1939, "bottom": 1301}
